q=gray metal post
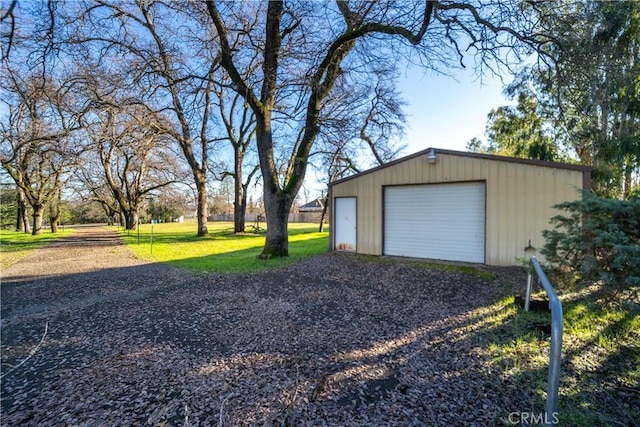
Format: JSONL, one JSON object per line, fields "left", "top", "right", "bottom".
{"left": 525, "top": 272, "right": 532, "bottom": 312}
{"left": 528, "top": 257, "right": 563, "bottom": 426}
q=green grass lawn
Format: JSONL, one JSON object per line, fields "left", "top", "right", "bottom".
{"left": 0, "top": 228, "right": 74, "bottom": 270}
{"left": 116, "top": 221, "right": 329, "bottom": 274}
{"left": 480, "top": 286, "right": 640, "bottom": 426}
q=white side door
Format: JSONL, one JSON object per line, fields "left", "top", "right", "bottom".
{"left": 334, "top": 197, "right": 357, "bottom": 251}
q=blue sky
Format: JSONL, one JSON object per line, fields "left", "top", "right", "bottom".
{"left": 398, "top": 65, "right": 514, "bottom": 154}
{"left": 301, "top": 67, "right": 514, "bottom": 199}
{"left": 301, "top": 66, "right": 515, "bottom": 199}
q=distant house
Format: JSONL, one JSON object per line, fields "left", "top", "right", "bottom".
{"left": 184, "top": 206, "right": 197, "bottom": 219}
{"left": 298, "top": 198, "right": 325, "bottom": 213}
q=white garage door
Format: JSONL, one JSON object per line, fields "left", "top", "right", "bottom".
{"left": 384, "top": 182, "right": 485, "bottom": 263}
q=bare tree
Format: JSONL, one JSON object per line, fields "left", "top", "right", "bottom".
{"left": 74, "top": 172, "right": 122, "bottom": 227}
{"left": 210, "top": 72, "right": 261, "bottom": 233}
{"left": 315, "top": 68, "right": 407, "bottom": 168}
{"left": 205, "top": 0, "right": 546, "bottom": 257}
{"left": 83, "top": 104, "right": 185, "bottom": 230}
{"left": 0, "top": 68, "right": 85, "bottom": 235}
{"left": 66, "top": 0, "right": 221, "bottom": 236}
{"left": 0, "top": 0, "right": 18, "bottom": 60}
{"left": 310, "top": 71, "right": 407, "bottom": 232}
{"left": 0, "top": 167, "right": 30, "bottom": 232}
{"left": 15, "top": 186, "right": 29, "bottom": 233}
{"left": 47, "top": 186, "right": 63, "bottom": 233}
{"left": 1, "top": 1, "right": 93, "bottom": 234}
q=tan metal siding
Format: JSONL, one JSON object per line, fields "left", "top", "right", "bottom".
{"left": 331, "top": 152, "right": 585, "bottom": 265}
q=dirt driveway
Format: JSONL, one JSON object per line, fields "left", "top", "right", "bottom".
{"left": 1, "top": 226, "right": 526, "bottom": 426}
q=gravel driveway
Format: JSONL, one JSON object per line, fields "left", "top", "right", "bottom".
{"left": 1, "top": 226, "right": 526, "bottom": 426}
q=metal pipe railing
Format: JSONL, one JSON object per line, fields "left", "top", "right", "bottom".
{"left": 525, "top": 256, "right": 563, "bottom": 426}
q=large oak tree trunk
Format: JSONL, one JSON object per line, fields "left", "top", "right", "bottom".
{"left": 131, "top": 210, "right": 139, "bottom": 229}
{"left": 233, "top": 150, "right": 246, "bottom": 233}
{"left": 261, "top": 188, "right": 294, "bottom": 258}
{"left": 234, "top": 186, "right": 246, "bottom": 233}
{"left": 50, "top": 211, "right": 60, "bottom": 233}
{"left": 16, "top": 207, "right": 24, "bottom": 232}
{"left": 239, "top": 184, "right": 250, "bottom": 233}
{"left": 318, "top": 195, "right": 329, "bottom": 233}
{"left": 123, "top": 210, "right": 139, "bottom": 230}
{"left": 195, "top": 174, "right": 209, "bottom": 236}
{"left": 124, "top": 211, "right": 133, "bottom": 229}
{"left": 49, "top": 190, "right": 61, "bottom": 233}
{"left": 16, "top": 188, "right": 29, "bottom": 233}
{"left": 23, "top": 212, "right": 30, "bottom": 234}
{"left": 32, "top": 204, "right": 44, "bottom": 235}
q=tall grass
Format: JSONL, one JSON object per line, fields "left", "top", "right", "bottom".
{"left": 117, "top": 221, "right": 329, "bottom": 274}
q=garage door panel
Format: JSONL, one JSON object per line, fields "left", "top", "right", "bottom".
{"left": 384, "top": 183, "right": 485, "bottom": 263}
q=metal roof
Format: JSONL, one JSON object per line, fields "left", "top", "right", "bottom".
{"left": 330, "top": 147, "right": 592, "bottom": 187}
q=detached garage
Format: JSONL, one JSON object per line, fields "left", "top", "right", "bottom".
{"left": 329, "top": 148, "right": 591, "bottom": 266}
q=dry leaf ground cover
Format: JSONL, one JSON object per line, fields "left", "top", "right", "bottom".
{"left": 2, "top": 226, "right": 637, "bottom": 426}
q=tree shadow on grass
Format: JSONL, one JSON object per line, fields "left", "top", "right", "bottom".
{"left": 117, "top": 225, "right": 329, "bottom": 274}
{"left": 559, "top": 302, "right": 640, "bottom": 426}
{"left": 160, "top": 234, "right": 329, "bottom": 274}
{"left": 484, "top": 294, "right": 640, "bottom": 427}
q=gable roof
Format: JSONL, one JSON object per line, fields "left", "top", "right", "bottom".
{"left": 329, "top": 147, "right": 592, "bottom": 187}
{"left": 299, "top": 198, "right": 324, "bottom": 210}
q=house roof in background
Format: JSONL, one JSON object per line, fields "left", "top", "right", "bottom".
{"left": 299, "top": 198, "right": 324, "bottom": 210}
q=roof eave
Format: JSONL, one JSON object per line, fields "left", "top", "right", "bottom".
{"left": 329, "top": 147, "right": 592, "bottom": 187}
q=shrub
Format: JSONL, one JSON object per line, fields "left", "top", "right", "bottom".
{"left": 542, "top": 191, "right": 640, "bottom": 289}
